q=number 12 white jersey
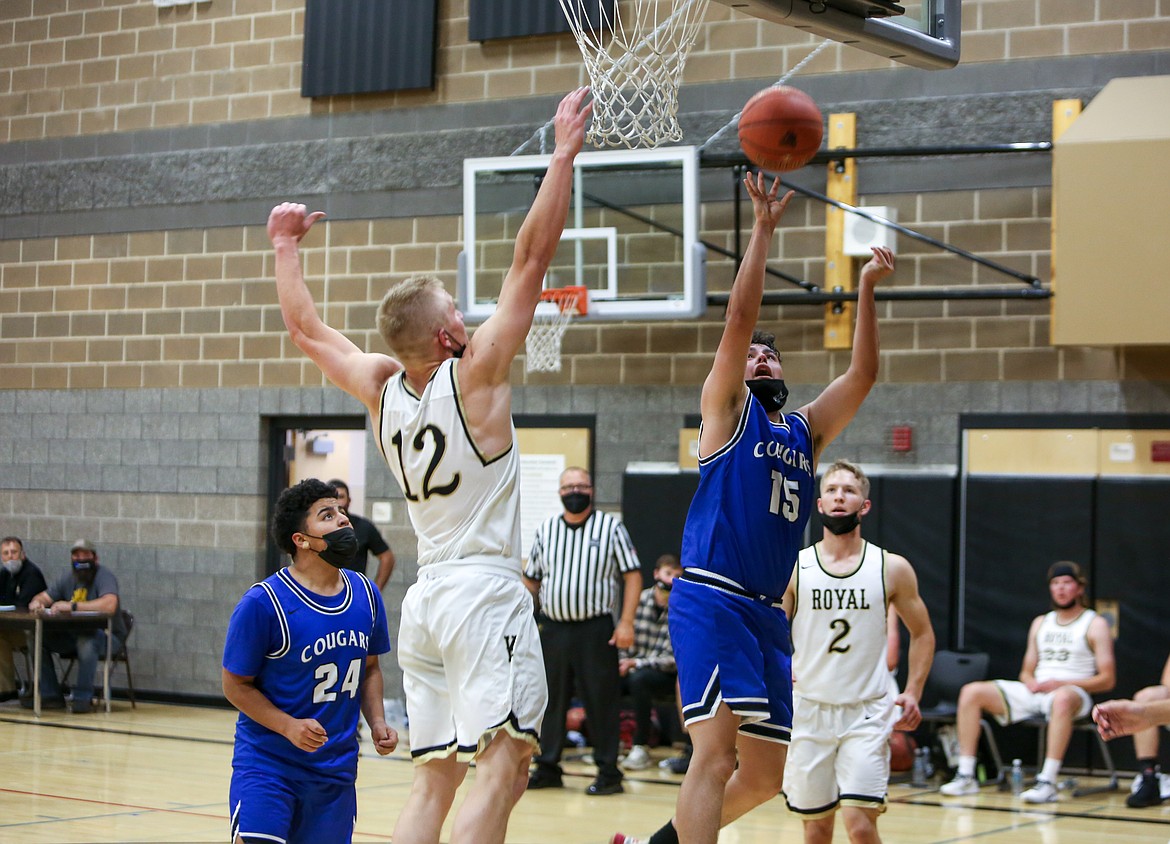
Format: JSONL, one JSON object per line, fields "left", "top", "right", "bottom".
{"left": 377, "top": 359, "right": 522, "bottom": 573}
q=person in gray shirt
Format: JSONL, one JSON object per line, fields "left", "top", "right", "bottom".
{"left": 25, "top": 538, "right": 126, "bottom": 713}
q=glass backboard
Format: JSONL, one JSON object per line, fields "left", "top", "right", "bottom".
{"left": 458, "top": 146, "right": 706, "bottom": 322}
{"left": 715, "top": 0, "right": 960, "bottom": 69}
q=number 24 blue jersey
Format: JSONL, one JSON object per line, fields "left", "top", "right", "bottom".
{"left": 223, "top": 567, "right": 391, "bottom": 784}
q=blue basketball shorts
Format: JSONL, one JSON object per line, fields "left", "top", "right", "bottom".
{"left": 228, "top": 767, "right": 356, "bottom": 844}
{"left": 668, "top": 574, "right": 793, "bottom": 743}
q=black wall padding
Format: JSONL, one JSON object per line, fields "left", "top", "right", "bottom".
{"left": 469, "top": 0, "right": 615, "bottom": 42}
{"left": 1093, "top": 477, "right": 1170, "bottom": 770}
{"left": 302, "top": 0, "right": 438, "bottom": 97}
{"left": 621, "top": 472, "right": 699, "bottom": 587}
{"left": 869, "top": 475, "right": 957, "bottom": 673}
{"left": 962, "top": 477, "right": 1096, "bottom": 682}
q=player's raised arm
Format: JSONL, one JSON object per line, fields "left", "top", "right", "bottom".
{"left": 699, "top": 172, "right": 793, "bottom": 449}
{"left": 462, "top": 88, "right": 592, "bottom": 385}
{"left": 798, "top": 246, "right": 894, "bottom": 459}
{"left": 269, "top": 202, "right": 400, "bottom": 410}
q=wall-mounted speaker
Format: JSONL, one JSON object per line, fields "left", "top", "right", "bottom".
{"left": 843, "top": 206, "right": 897, "bottom": 256}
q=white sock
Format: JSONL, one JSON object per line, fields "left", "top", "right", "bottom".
{"left": 1040, "top": 758, "right": 1061, "bottom": 783}
{"left": 957, "top": 756, "right": 977, "bottom": 778}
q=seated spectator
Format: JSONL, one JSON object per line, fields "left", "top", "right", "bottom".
{"left": 0, "top": 536, "right": 48, "bottom": 701}
{"left": 1103, "top": 653, "right": 1170, "bottom": 808}
{"left": 940, "top": 562, "right": 1114, "bottom": 803}
{"left": 25, "top": 539, "right": 128, "bottom": 713}
{"left": 620, "top": 554, "right": 683, "bottom": 771}
{"left": 328, "top": 479, "right": 396, "bottom": 589}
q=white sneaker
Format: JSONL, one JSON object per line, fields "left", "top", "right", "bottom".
{"left": 939, "top": 775, "right": 979, "bottom": 796}
{"left": 622, "top": 745, "right": 652, "bottom": 771}
{"left": 1021, "top": 779, "right": 1058, "bottom": 803}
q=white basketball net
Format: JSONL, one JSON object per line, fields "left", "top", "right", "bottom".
{"left": 558, "top": 0, "right": 710, "bottom": 149}
{"left": 525, "top": 297, "right": 580, "bottom": 373}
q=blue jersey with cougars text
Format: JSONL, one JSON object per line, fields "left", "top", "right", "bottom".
{"left": 681, "top": 398, "right": 815, "bottom": 598}
{"left": 223, "top": 567, "right": 391, "bottom": 784}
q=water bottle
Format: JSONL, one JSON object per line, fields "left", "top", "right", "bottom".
{"left": 1009, "top": 758, "right": 1024, "bottom": 796}
{"left": 911, "top": 747, "right": 928, "bottom": 787}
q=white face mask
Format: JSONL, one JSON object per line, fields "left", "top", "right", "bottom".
{"left": 1, "top": 559, "right": 21, "bottom": 576}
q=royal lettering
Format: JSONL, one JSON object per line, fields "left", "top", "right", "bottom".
{"left": 809, "top": 588, "right": 871, "bottom": 611}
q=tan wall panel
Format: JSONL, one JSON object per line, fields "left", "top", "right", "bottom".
{"left": 516, "top": 428, "right": 591, "bottom": 472}
{"left": 965, "top": 429, "right": 1098, "bottom": 475}
{"left": 678, "top": 428, "right": 699, "bottom": 470}
{"left": 1097, "top": 429, "right": 1170, "bottom": 477}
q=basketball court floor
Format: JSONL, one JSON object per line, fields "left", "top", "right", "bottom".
{"left": 2, "top": 701, "right": 1167, "bottom": 843}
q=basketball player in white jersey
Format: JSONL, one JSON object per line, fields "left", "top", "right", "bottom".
{"left": 782, "top": 460, "right": 935, "bottom": 844}
{"left": 267, "top": 88, "right": 592, "bottom": 844}
{"left": 940, "top": 561, "right": 1115, "bottom": 803}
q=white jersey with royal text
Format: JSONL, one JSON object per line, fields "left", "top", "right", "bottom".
{"left": 377, "top": 359, "right": 521, "bottom": 572}
{"left": 1033, "top": 608, "right": 1099, "bottom": 683}
{"left": 790, "top": 541, "right": 890, "bottom": 705}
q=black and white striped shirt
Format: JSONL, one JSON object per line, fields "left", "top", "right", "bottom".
{"left": 524, "top": 510, "right": 641, "bottom": 622}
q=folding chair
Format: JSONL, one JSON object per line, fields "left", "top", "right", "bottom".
{"left": 62, "top": 609, "right": 137, "bottom": 709}
{"left": 1023, "top": 715, "right": 1118, "bottom": 796}
{"left": 918, "top": 650, "right": 1005, "bottom": 784}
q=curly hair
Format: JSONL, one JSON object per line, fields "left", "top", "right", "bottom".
{"left": 750, "top": 329, "right": 779, "bottom": 358}
{"left": 271, "top": 478, "right": 337, "bottom": 557}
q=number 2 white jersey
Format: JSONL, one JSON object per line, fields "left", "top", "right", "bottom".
{"left": 1033, "top": 608, "right": 1099, "bottom": 683}
{"left": 790, "top": 541, "right": 890, "bottom": 704}
{"left": 376, "top": 359, "right": 522, "bottom": 573}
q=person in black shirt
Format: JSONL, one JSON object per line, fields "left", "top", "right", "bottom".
{"left": 0, "top": 536, "right": 48, "bottom": 701}
{"left": 328, "top": 479, "right": 396, "bottom": 590}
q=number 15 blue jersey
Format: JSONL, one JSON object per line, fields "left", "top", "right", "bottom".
{"left": 681, "top": 397, "right": 815, "bottom": 599}
{"left": 223, "top": 567, "right": 391, "bottom": 784}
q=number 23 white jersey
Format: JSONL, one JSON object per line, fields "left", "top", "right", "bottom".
{"left": 377, "top": 359, "right": 522, "bottom": 572}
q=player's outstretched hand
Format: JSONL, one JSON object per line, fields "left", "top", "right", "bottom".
{"left": 371, "top": 722, "right": 399, "bottom": 756}
{"left": 1093, "top": 699, "right": 1148, "bottom": 741}
{"left": 743, "top": 170, "right": 794, "bottom": 232}
{"left": 859, "top": 245, "right": 895, "bottom": 286}
{"left": 285, "top": 717, "right": 328, "bottom": 752}
{"left": 267, "top": 202, "right": 326, "bottom": 246}
{"left": 553, "top": 87, "right": 593, "bottom": 158}
{"left": 892, "top": 693, "right": 921, "bottom": 731}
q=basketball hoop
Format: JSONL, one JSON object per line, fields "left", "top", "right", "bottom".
{"left": 526, "top": 286, "right": 588, "bottom": 373}
{"left": 558, "top": 0, "right": 710, "bottom": 149}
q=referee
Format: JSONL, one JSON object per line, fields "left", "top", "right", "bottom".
{"left": 524, "top": 466, "right": 643, "bottom": 796}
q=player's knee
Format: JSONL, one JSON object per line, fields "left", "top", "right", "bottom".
{"left": 1135, "top": 684, "right": 1170, "bottom": 703}
{"left": 1049, "top": 689, "right": 1081, "bottom": 718}
{"left": 693, "top": 745, "right": 738, "bottom": 784}
{"left": 840, "top": 810, "right": 880, "bottom": 844}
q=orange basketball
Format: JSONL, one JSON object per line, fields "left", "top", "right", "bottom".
{"left": 566, "top": 705, "right": 586, "bottom": 732}
{"left": 737, "top": 86, "right": 824, "bottom": 173}
{"left": 889, "top": 730, "right": 917, "bottom": 772}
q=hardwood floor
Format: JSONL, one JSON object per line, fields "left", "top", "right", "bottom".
{"left": 1, "top": 701, "right": 1167, "bottom": 843}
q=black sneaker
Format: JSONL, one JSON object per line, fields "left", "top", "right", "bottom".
{"left": 527, "top": 768, "right": 564, "bottom": 790}
{"left": 586, "top": 776, "right": 624, "bottom": 796}
{"left": 1127, "top": 771, "right": 1163, "bottom": 808}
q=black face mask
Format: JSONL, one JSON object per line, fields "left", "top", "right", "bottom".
{"left": 746, "top": 378, "right": 789, "bottom": 413}
{"left": 819, "top": 510, "right": 862, "bottom": 536}
{"left": 73, "top": 559, "right": 97, "bottom": 585}
{"left": 304, "top": 527, "right": 358, "bottom": 568}
{"left": 444, "top": 331, "right": 466, "bottom": 359}
{"left": 654, "top": 579, "right": 673, "bottom": 593}
{"left": 561, "top": 493, "right": 591, "bottom": 515}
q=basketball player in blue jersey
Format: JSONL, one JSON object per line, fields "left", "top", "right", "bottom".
{"left": 267, "top": 89, "right": 591, "bottom": 844}
{"left": 614, "top": 172, "right": 894, "bottom": 844}
{"left": 223, "top": 478, "right": 396, "bottom": 844}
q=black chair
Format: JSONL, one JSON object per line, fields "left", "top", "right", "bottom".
{"left": 61, "top": 609, "right": 137, "bottom": 709}
{"left": 1022, "top": 715, "right": 1118, "bottom": 796}
{"left": 919, "top": 650, "right": 1004, "bottom": 784}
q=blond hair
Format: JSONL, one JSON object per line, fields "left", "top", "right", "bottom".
{"left": 375, "top": 275, "right": 446, "bottom": 358}
{"left": 819, "top": 459, "right": 870, "bottom": 499}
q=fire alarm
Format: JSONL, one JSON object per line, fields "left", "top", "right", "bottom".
{"left": 891, "top": 425, "right": 913, "bottom": 453}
